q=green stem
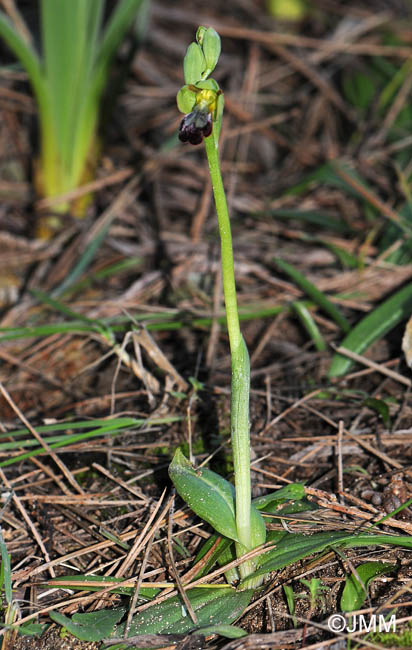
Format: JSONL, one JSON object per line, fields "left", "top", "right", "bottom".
{"left": 204, "top": 133, "right": 253, "bottom": 577}
{"left": 204, "top": 135, "right": 241, "bottom": 355}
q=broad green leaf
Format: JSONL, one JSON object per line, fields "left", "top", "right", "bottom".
{"left": 328, "top": 282, "right": 412, "bottom": 377}
{"left": 49, "top": 607, "right": 126, "bottom": 642}
{"left": 253, "top": 484, "right": 305, "bottom": 510}
{"left": 169, "top": 449, "right": 239, "bottom": 542}
{"left": 245, "top": 531, "right": 412, "bottom": 582}
{"left": 341, "top": 562, "right": 396, "bottom": 612}
{"left": 196, "top": 624, "right": 246, "bottom": 639}
{"left": 275, "top": 258, "right": 350, "bottom": 333}
{"left": 114, "top": 587, "right": 253, "bottom": 637}
{"left": 18, "top": 622, "right": 47, "bottom": 637}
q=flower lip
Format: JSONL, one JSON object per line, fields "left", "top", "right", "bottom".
{"left": 179, "top": 109, "right": 213, "bottom": 145}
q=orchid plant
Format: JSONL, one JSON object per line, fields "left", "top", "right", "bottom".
{"left": 169, "top": 26, "right": 266, "bottom": 587}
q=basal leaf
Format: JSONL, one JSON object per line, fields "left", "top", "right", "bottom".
{"left": 114, "top": 587, "right": 253, "bottom": 637}
{"left": 253, "top": 483, "right": 305, "bottom": 510}
{"left": 196, "top": 624, "right": 246, "bottom": 639}
{"left": 49, "top": 607, "right": 126, "bottom": 642}
{"left": 245, "top": 531, "right": 412, "bottom": 581}
{"left": 169, "top": 449, "right": 239, "bottom": 542}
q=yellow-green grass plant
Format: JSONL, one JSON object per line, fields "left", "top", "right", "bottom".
{"left": 0, "top": 0, "right": 147, "bottom": 237}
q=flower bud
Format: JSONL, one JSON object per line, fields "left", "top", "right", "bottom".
{"left": 196, "top": 26, "right": 207, "bottom": 45}
{"left": 184, "top": 42, "right": 205, "bottom": 85}
{"left": 201, "top": 27, "right": 221, "bottom": 76}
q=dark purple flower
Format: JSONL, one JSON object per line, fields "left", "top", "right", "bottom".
{"left": 179, "top": 109, "right": 213, "bottom": 145}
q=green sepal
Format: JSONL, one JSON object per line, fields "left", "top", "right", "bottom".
{"left": 196, "top": 25, "right": 207, "bottom": 44}
{"left": 201, "top": 27, "right": 221, "bottom": 77}
{"left": 177, "top": 85, "right": 197, "bottom": 114}
{"left": 214, "top": 93, "right": 224, "bottom": 143}
{"left": 196, "top": 78, "right": 220, "bottom": 92}
{"left": 169, "top": 448, "right": 239, "bottom": 542}
{"left": 184, "top": 42, "right": 205, "bottom": 84}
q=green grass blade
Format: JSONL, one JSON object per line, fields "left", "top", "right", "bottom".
{"left": 0, "top": 305, "right": 284, "bottom": 342}
{"left": 0, "top": 528, "right": 12, "bottom": 604}
{"left": 0, "top": 417, "right": 180, "bottom": 467}
{"left": 275, "top": 258, "right": 350, "bottom": 333}
{"left": 0, "top": 322, "right": 101, "bottom": 340}
{"left": 328, "top": 282, "right": 412, "bottom": 377}
{"left": 321, "top": 240, "right": 360, "bottom": 269}
{"left": 97, "top": 0, "right": 144, "bottom": 75}
{"left": 51, "top": 218, "right": 114, "bottom": 297}
{"left": 41, "top": 0, "right": 104, "bottom": 189}
{"left": 292, "top": 301, "right": 326, "bottom": 351}
{"left": 66, "top": 0, "right": 146, "bottom": 191}
{"left": 30, "top": 289, "right": 101, "bottom": 326}
{"left": 0, "top": 11, "right": 50, "bottom": 133}
{"left": 258, "top": 208, "right": 353, "bottom": 234}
